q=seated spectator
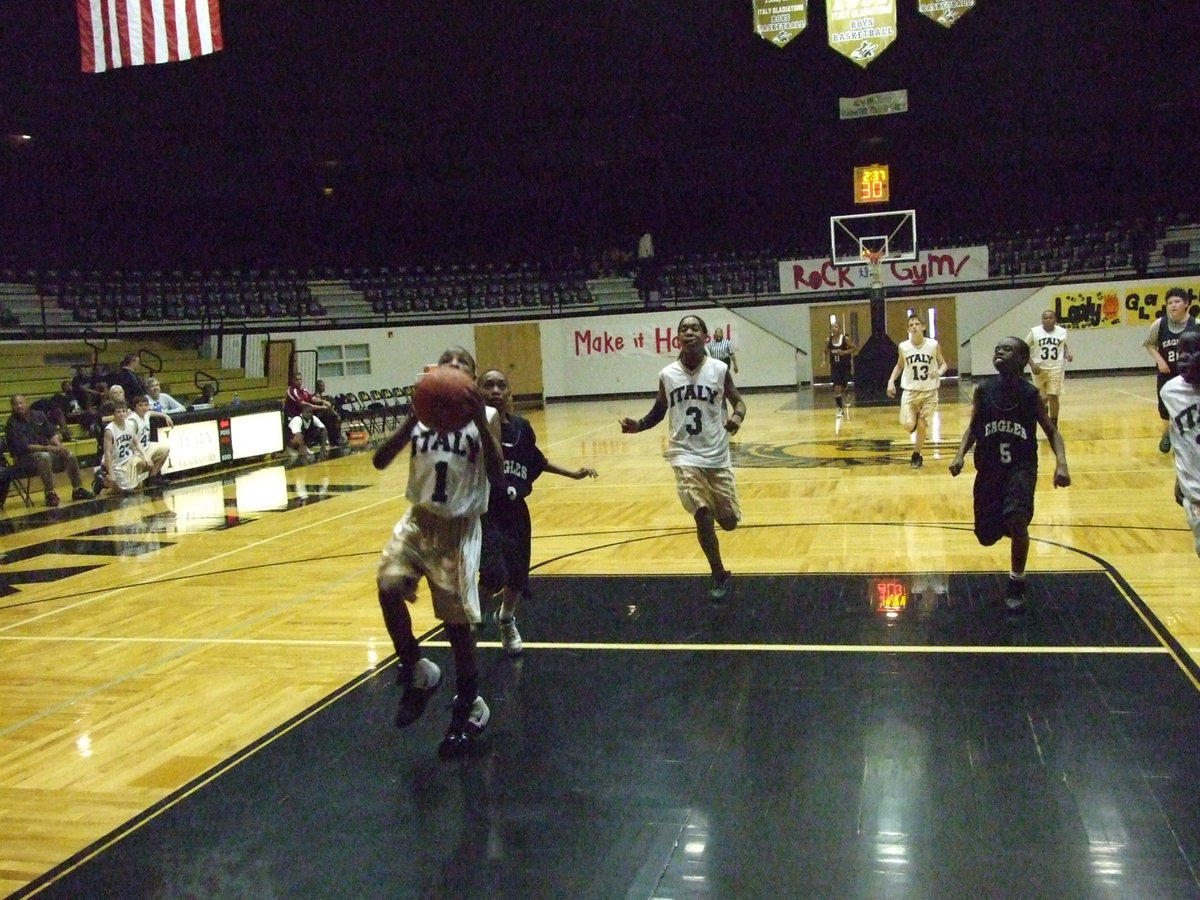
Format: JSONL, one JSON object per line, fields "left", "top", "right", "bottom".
{"left": 101, "top": 399, "right": 155, "bottom": 493}
{"left": 286, "top": 408, "right": 329, "bottom": 459}
{"left": 146, "top": 377, "right": 187, "bottom": 414}
{"left": 129, "top": 395, "right": 172, "bottom": 484}
{"left": 5, "top": 394, "right": 94, "bottom": 507}
{"left": 70, "top": 364, "right": 94, "bottom": 411}
{"left": 285, "top": 372, "right": 342, "bottom": 445}
{"left": 31, "top": 383, "right": 76, "bottom": 442}
{"left": 192, "top": 383, "right": 218, "bottom": 407}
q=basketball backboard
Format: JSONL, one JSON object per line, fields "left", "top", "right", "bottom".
{"left": 830, "top": 209, "right": 918, "bottom": 267}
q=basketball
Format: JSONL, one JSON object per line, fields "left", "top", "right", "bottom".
{"left": 412, "top": 366, "right": 479, "bottom": 432}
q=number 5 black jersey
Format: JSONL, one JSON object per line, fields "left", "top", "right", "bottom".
{"left": 971, "top": 377, "right": 1040, "bottom": 472}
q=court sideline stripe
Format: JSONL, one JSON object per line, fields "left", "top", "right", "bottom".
{"left": 0, "top": 634, "right": 1172, "bottom": 655}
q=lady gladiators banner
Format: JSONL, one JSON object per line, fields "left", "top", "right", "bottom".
{"left": 828, "top": 0, "right": 897, "bottom": 67}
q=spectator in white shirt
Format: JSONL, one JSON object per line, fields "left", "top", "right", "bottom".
{"left": 146, "top": 377, "right": 187, "bottom": 414}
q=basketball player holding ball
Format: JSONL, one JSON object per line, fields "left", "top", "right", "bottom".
{"left": 372, "top": 346, "right": 505, "bottom": 759}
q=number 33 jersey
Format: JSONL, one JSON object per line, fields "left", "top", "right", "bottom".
{"left": 660, "top": 356, "right": 731, "bottom": 469}
{"left": 405, "top": 406, "right": 499, "bottom": 518}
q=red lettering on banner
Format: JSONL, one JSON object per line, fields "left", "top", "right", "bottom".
{"left": 655, "top": 327, "right": 681, "bottom": 353}
{"left": 792, "top": 262, "right": 855, "bottom": 291}
{"left": 573, "top": 330, "right": 626, "bottom": 355}
{"left": 892, "top": 253, "right": 969, "bottom": 287}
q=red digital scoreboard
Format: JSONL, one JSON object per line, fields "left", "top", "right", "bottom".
{"left": 854, "top": 164, "right": 890, "bottom": 204}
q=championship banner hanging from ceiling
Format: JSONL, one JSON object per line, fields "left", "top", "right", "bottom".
{"left": 828, "top": 0, "right": 897, "bottom": 68}
{"left": 752, "top": 1, "right": 808, "bottom": 48}
{"left": 917, "top": 0, "right": 976, "bottom": 28}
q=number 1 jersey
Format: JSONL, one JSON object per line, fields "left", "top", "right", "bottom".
{"left": 405, "top": 406, "right": 498, "bottom": 518}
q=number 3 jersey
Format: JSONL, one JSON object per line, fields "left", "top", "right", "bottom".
{"left": 405, "top": 406, "right": 498, "bottom": 518}
{"left": 660, "top": 356, "right": 730, "bottom": 468}
{"left": 898, "top": 337, "right": 941, "bottom": 391}
{"left": 970, "top": 377, "right": 1039, "bottom": 472}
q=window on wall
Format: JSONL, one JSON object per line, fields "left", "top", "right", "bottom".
{"left": 317, "top": 344, "right": 371, "bottom": 379}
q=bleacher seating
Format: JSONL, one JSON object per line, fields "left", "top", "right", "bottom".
{"left": 3, "top": 212, "right": 1197, "bottom": 336}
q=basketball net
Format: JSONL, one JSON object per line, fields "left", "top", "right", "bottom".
{"left": 863, "top": 249, "right": 885, "bottom": 287}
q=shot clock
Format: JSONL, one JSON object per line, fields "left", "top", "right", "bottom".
{"left": 854, "top": 164, "right": 890, "bottom": 204}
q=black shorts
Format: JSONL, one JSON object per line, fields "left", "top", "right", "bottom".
{"left": 831, "top": 361, "right": 851, "bottom": 388}
{"left": 973, "top": 464, "right": 1037, "bottom": 546}
{"left": 479, "top": 502, "right": 533, "bottom": 595}
{"left": 1157, "top": 372, "right": 1173, "bottom": 420}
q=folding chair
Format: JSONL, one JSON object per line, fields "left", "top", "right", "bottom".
{"left": 0, "top": 436, "right": 34, "bottom": 508}
{"left": 393, "top": 385, "right": 413, "bottom": 417}
{"left": 357, "top": 391, "right": 388, "bottom": 436}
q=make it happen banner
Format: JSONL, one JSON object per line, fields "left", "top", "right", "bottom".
{"left": 778, "top": 246, "right": 990, "bottom": 294}
{"left": 1052, "top": 282, "right": 1200, "bottom": 329}
{"left": 567, "top": 317, "right": 741, "bottom": 360}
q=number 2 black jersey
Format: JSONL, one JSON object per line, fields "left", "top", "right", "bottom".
{"left": 488, "top": 413, "right": 548, "bottom": 512}
{"left": 970, "top": 377, "right": 1040, "bottom": 472}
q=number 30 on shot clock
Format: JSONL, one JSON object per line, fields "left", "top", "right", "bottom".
{"left": 854, "top": 164, "right": 890, "bottom": 204}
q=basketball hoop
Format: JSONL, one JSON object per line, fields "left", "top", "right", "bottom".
{"left": 863, "top": 249, "right": 885, "bottom": 287}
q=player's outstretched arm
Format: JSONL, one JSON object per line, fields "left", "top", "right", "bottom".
{"left": 886, "top": 348, "right": 904, "bottom": 398}
{"left": 948, "top": 391, "right": 981, "bottom": 477}
{"left": 724, "top": 371, "right": 746, "bottom": 435}
{"left": 1035, "top": 396, "right": 1070, "bottom": 487}
{"left": 544, "top": 460, "right": 598, "bottom": 480}
{"left": 373, "top": 413, "right": 416, "bottom": 470}
{"left": 619, "top": 382, "right": 668, "bottom": 433}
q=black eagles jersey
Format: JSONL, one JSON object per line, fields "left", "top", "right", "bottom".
{"left": 488, "top": 414, "right": 548, "bottom": 513}
{"left": 971, "top": 377, "right": 1040, "bottom": 471}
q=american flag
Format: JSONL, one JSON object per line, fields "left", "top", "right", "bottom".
{"left": 77, "top": 0, "right": 223, "bottom": 74}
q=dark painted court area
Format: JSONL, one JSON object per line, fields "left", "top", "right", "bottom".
{"left": 22, "top": 574, "right": 1200, "bottom": 899}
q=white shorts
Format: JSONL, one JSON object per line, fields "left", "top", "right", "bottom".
{"left": 112, "top": 455, "right": 150, "bottom": 492}
{"left": 673, "top": 466, "right": 742, "bottom": 527}
{"left": 900, "top": 389, "right": 939, "bottom": 431}
{"left": 1185, "top": 497, "right": 1200, "bottom": 559}
{"left": 377, "top": 505, "right": 482, "bottom": 625}
{"left": 1032, "top": 368, "right": 1065, "bottom": 397}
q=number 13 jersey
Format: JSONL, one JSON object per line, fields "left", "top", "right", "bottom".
{"left": 898, "top": 337, "right": 942, "bottom": 391}
{"left": 660, "top": 356, "right": 730, "bottom": 468}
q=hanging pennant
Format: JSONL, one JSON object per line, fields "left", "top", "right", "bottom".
{"left": 918, "top": 0, "right": 976, "bottom": 28}
{"left": 828, "top": 0, "right": 897, "bottom": 68}
{"left": 752, "top": 1, "right": 808, "bottom": 48}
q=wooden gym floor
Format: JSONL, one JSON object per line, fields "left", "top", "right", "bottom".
{"left": 3, "top": 372, "right": 1199, "bottom": 898}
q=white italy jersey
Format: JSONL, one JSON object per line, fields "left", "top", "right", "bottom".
{"left": 1027, "top": 325, "right": 1069, "bottom": 373}
{"left": 898, "top": 338, "right": 941, "bottom": 391}
{"left": 404, "top": 406, "right": 496, "bottom": 518}
{"left": 1161, "top": 375, "right": 1200, "bottom": 501}
{"left": 660, "top": 356, "right": 731, "bottom": 468}
{"left": 130, "top": 411, "right": 153, "bottom": 448}
{"left": 106, "top": 419, "right": 139, "bottom": 465}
